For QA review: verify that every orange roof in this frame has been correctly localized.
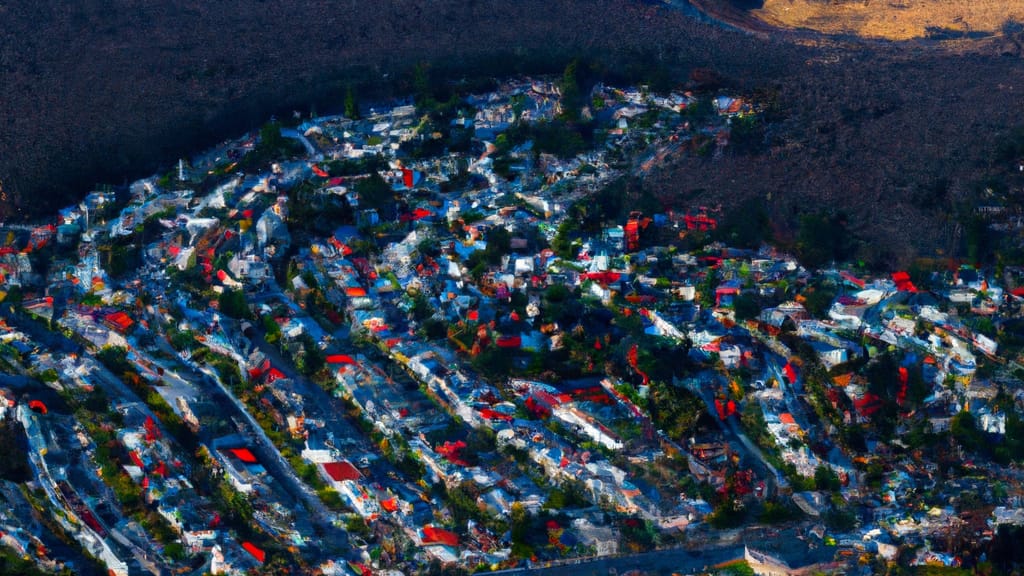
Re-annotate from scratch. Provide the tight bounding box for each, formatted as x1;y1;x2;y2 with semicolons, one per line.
779;413;796;425
832;373;852;387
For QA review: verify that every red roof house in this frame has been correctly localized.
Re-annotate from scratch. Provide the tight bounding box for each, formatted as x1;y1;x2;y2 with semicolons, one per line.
322;461;361;482
229;448;258;464
241;541;266;563
422;525;458;547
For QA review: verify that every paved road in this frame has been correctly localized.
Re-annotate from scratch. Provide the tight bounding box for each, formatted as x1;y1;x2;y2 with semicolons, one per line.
190;361;349;551
492;544;743;576
683;375;785;495
281;128;320;159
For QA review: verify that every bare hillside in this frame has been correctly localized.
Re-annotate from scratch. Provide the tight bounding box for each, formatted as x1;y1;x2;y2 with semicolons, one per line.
751;0;1024;41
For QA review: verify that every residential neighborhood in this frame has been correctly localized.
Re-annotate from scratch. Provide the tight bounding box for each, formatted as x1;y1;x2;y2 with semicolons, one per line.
1;73;1024;576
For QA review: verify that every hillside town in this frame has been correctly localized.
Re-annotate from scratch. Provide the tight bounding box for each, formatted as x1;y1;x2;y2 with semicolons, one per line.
1;74;1024;576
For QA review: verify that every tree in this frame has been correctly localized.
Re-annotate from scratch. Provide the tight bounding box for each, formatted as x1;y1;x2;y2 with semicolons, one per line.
732;292;762;322
823;507;857;532
259;121;284;151
797;212;852;269
951;410;983;453
263;314;282;344
551;219;579;259
714;197;771;249
559;60;581;122
648;381;706;441
354;172;393;211
421;318;448;341
485;226;511;264
814;465;841;492
163;542;186;561
729;114;765;155
620;517;658;552
218;289;248;319
758;500;800;524
0;420;30;482
84;386;112;413
510;502;533;558
344;85;359;119
300;335;325;377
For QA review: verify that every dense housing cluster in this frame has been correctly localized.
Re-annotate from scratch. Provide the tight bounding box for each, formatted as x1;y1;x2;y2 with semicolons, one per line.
1;76;1024;576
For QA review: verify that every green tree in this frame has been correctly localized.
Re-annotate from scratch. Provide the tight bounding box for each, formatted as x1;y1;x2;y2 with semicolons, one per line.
823;507;857;531
163;542;186;561
814;465;841;492
951;410;983;452
729;114;765;155
355;172;394;211
300;335;325;377
797;212;852;269
344;85;360;119
262;314;282;344
0;420;30;482
732;292;761;322
801;284;836;319
758;500;801;524
218;289;248;319
259;121;284;151
714;197;771;249
559;60;581;122
510;502;533;558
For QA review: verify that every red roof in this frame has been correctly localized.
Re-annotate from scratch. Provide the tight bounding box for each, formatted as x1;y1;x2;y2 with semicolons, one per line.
242;541;266;563
345;286;367;297
28;400;47;414
326;354;358;365
479;408;513;422
422;525;458;547
104;311;134;332
229;448;258;464
381;498;399;513
435;441;468;466
582;271;621;285
783;362;797;384
265;368;286;383
496;335;521;349
129;451;145;468
322;461;361;482
892;271;918;292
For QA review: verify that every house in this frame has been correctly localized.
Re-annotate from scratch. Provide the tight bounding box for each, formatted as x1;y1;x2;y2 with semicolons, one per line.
806;340;848;370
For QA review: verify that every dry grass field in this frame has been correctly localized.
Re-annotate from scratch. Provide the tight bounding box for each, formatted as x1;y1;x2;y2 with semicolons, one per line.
751;0;1024;40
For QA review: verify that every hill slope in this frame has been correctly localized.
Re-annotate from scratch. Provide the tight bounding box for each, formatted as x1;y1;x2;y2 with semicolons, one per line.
0;0;782;218
1;1;1023;264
